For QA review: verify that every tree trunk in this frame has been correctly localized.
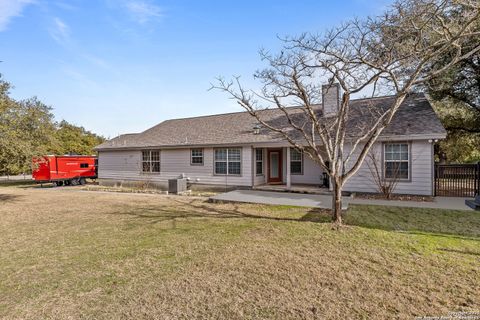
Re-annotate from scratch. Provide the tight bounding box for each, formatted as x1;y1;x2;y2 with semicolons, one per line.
332;179;343;225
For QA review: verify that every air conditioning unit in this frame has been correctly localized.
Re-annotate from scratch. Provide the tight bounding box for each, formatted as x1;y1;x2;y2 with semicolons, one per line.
168;178;187;194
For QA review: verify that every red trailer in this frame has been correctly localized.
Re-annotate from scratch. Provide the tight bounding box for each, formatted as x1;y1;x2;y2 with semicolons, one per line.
32;155;98;186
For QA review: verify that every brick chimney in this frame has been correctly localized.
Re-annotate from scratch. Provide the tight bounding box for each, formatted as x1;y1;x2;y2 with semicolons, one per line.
322;83;341;117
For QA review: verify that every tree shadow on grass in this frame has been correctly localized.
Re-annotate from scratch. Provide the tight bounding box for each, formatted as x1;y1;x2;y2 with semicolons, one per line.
102;197;480;240
299;210;333;223
341;205;480;240
0;181;36;188
18;184;53;189
0;194;23;202
104;198;332;228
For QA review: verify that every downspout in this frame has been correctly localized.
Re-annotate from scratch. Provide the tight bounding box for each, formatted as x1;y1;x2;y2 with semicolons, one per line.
286;146;291;189
431;140;435;197
251;146;254;188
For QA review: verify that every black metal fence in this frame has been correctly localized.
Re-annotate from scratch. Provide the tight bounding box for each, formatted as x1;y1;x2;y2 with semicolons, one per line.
434;162;480;197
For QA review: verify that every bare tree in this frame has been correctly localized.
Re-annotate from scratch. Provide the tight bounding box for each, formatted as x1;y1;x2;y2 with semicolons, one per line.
366;150;401;200
212;0;480;225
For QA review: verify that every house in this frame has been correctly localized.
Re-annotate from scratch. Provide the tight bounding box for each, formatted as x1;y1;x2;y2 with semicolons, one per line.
94;84;447;196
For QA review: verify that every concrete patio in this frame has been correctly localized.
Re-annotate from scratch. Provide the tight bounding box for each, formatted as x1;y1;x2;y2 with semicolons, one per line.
210;190;347;209
252;184;332;195
209;190;474;211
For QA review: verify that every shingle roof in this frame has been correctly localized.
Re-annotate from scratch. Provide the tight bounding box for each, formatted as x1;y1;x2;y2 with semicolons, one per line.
95;93;446;150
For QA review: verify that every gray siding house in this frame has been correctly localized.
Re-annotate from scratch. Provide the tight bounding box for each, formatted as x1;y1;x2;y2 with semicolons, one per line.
95;87;446;196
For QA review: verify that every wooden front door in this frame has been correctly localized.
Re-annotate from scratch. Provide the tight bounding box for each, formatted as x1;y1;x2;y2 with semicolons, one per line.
267;149;282;184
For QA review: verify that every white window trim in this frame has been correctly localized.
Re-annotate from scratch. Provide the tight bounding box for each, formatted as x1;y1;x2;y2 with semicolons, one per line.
214;148;242;176
383;142;411;181
141;150;160;173
255;148;264;176
190;148;204;166
290;148;303;175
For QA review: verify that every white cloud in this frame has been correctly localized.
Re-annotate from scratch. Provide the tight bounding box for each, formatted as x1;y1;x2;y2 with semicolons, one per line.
0;0;35;31
49;17;70;44
123;0;162;24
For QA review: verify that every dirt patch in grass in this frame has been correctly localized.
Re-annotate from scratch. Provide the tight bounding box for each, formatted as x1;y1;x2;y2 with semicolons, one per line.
188;190;219;197
0;186;478;319
81;184;169;194
80;184;217;197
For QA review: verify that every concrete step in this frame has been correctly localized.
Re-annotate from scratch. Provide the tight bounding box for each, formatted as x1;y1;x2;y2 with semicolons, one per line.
465;199;480;210
253;185;334;195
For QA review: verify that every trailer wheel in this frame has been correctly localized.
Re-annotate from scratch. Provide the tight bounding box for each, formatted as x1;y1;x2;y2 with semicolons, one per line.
79;177;86;185
58;181;64;187
71;178;79;186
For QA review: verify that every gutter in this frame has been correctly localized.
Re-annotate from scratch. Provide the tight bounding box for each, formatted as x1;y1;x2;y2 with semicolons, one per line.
94;133;447;152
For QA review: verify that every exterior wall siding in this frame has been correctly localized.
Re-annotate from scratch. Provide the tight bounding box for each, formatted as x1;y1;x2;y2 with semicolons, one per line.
98;140;434;195
98;147;253;187
291;154;324;185
343;140;434;196
98;150;143;181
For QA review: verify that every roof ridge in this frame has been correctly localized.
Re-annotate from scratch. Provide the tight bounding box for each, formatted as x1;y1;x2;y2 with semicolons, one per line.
140;106;308;134
144;93;423;126
350;92;425;103
163;106;304;122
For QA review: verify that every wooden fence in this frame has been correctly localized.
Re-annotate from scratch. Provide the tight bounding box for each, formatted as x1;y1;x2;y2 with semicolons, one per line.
434;162;480;197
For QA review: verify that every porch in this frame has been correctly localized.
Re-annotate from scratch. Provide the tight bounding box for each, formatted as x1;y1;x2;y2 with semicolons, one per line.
253;146;329;189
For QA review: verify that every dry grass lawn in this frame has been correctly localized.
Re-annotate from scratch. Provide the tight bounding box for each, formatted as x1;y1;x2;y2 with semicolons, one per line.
0;185;479;319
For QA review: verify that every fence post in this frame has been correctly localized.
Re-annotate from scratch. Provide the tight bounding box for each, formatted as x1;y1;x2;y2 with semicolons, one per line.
477;162;480;196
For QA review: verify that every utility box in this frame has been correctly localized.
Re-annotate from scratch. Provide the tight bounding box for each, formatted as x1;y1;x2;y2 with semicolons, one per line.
168;178;187;194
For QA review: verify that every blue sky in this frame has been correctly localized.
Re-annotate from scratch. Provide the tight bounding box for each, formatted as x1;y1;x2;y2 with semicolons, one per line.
0;0;392;138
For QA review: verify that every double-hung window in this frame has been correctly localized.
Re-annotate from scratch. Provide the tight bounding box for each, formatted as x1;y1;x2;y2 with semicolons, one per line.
255;149;263;175
384;143;409;180
290;148;303;174
191;148;204;165
142;150;160;173
214;148;241;175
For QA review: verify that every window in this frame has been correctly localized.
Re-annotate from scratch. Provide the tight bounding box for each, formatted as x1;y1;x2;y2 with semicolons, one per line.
191;148;204;165
214;148;241;175
384;143;409;180
255;149;263;175
290;148;303;174
142;150;160;173
80;163;89;168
